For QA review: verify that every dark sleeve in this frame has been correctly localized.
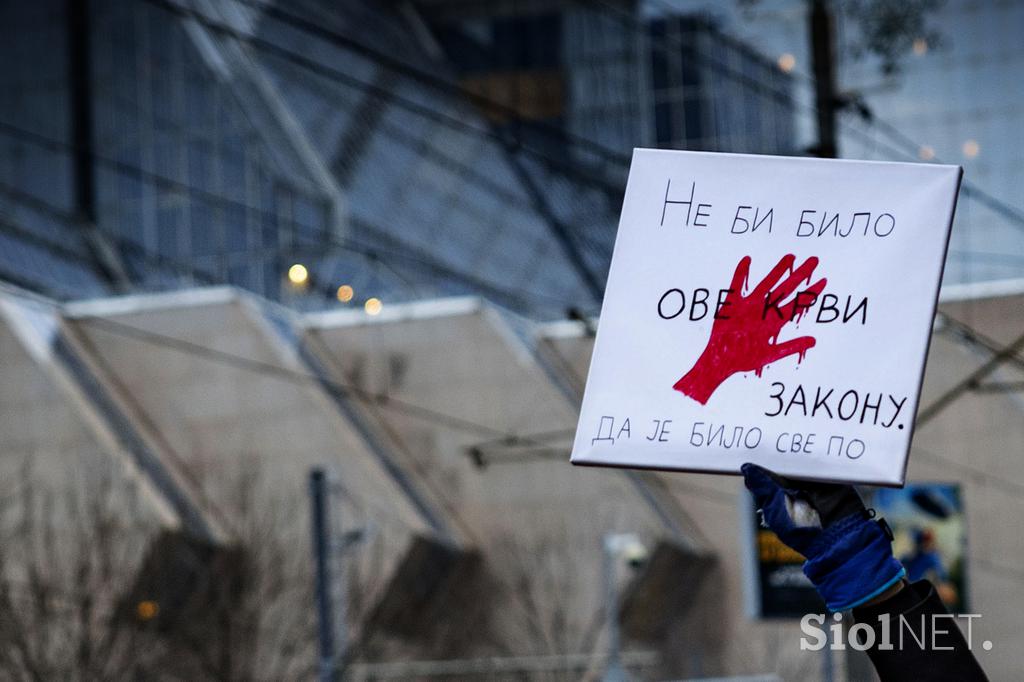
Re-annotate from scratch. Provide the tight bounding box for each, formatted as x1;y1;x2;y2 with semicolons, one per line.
851;580;987;682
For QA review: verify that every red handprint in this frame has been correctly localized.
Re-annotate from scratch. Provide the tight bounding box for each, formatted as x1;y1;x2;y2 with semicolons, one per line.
674;254;827;405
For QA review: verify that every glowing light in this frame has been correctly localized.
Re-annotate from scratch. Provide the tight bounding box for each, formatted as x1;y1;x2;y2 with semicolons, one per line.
136;600;159;621
364;297;382;316
912;38;928;56
777;53;796;73
918;145;935;161
287;263;309;286
962;139;980;158
336;284;354;303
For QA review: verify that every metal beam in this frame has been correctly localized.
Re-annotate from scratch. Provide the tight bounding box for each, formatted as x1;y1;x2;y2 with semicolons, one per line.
178;0;347;233
67;0;133;291
917;328;1024;426
500;140;606;305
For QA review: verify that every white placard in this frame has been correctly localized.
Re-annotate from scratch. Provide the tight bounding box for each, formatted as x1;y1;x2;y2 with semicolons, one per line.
571;149;962;485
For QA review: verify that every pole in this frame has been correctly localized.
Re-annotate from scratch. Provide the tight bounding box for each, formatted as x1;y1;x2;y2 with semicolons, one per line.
822;616;834;682
808;9;858;675
67;0;96;226
67;0;131;290
809;0;839;158
602;535;627;682
310;468;337;682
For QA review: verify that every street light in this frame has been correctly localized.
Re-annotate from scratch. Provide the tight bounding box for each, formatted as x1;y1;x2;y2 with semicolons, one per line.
310;468;372;682
602;532;649;682
288;263;310;289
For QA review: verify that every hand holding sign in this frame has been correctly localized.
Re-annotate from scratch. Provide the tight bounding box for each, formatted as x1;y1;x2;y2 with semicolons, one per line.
673;254;827;405
741;462;906;612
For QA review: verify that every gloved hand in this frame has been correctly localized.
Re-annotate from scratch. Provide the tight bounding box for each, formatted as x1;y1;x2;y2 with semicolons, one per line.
742;463;906;612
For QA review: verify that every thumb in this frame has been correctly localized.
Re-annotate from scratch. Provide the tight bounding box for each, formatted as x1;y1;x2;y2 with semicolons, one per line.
742;463;793;526
741;462;782;505
743;463;820;554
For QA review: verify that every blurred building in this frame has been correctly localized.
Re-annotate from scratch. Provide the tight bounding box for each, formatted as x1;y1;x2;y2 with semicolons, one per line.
538;279;1024;680
8;1;1023;681
677;0;1024;285
0;281;714;678
0;0;794;320
839;0;1024;285
3;274;1023;679
430;4;796;156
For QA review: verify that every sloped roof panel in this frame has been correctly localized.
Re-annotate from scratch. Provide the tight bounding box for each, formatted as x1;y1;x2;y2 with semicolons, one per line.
0;289;167;529
62;288;433;541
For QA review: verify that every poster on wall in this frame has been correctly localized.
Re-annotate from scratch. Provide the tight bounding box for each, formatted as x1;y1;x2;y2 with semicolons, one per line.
571;149;962;485
748;482;967;617
751;508;824;618
871;483;968;611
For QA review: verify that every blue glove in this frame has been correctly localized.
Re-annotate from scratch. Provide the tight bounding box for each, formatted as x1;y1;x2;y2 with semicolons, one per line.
742;463;906;612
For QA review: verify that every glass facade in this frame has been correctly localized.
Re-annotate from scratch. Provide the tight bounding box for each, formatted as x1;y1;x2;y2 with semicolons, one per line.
647;15;797;154
838;0;1024;285
0;0;797;319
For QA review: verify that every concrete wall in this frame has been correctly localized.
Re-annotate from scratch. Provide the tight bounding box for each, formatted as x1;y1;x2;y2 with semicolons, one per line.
3;282;1021;679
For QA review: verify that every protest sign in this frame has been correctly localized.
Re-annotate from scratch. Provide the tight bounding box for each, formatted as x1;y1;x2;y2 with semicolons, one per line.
571;149;962;485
